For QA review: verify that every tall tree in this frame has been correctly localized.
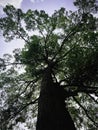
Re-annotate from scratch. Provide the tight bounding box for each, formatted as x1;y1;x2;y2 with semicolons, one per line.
0;0;98;129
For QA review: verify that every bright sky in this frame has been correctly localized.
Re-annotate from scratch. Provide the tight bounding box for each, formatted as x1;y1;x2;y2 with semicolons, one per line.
0;0;76;57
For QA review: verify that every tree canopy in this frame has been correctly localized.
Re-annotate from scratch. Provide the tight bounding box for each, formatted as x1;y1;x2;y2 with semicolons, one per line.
0;0;98;129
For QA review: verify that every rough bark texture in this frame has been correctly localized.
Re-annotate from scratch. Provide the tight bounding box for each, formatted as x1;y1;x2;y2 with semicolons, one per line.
36;68;76;130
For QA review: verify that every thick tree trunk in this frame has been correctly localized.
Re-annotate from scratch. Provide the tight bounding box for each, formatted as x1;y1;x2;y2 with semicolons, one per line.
36;68;76;130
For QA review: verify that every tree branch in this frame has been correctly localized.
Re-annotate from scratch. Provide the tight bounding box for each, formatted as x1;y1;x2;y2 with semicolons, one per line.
62;83;98;94
14;97;38;116
51;21;82;62
87;94;98;104
0;98;38;127
15;30;30;44
73;96;98;127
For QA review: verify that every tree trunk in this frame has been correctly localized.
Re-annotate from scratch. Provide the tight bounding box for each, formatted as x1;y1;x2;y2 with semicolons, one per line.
36;68;76;130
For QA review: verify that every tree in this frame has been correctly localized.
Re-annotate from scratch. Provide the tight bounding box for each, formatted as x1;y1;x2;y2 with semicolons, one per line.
0;0;98;129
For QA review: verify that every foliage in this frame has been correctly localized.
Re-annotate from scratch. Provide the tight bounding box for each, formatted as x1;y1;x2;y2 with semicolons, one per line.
0;0;98;129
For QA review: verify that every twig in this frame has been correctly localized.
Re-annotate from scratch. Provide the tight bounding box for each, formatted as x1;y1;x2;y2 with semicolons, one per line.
73;96;98;127
0;98;38;127
87;94;98;104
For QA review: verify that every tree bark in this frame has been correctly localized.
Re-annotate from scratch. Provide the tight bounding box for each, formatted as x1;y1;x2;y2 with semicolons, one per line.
36;68;76;130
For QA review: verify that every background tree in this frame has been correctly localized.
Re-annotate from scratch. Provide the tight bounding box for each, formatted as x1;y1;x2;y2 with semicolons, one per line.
0;0;98;129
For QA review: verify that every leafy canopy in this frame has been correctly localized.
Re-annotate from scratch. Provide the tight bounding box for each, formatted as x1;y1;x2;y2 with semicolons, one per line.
0;0;98;129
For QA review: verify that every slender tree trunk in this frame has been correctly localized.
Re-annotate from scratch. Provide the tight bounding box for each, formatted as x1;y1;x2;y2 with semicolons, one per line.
36;68;76;130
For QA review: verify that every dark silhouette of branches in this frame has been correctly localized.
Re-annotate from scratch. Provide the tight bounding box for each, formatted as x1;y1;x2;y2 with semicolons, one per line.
51;20;83;62
0;98;38;128
73;96;98;127
87;94;98;104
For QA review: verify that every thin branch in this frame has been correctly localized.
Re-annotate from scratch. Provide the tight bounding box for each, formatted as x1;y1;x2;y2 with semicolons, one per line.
44;27;56;62
62;83;98;94
4;62;23;66
73;96;98;127
51;30;76;62
13;18;30;44
77;87;97;94
87;94;98;104
51;71;58;83
57;45;76;62
56;35;85;63
15;30;30;44
51;21;82;62
10;81;31;104
14;97;38;116
16;81;32;99
0;98;38;127
0;57;44;67
39;30;49;61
